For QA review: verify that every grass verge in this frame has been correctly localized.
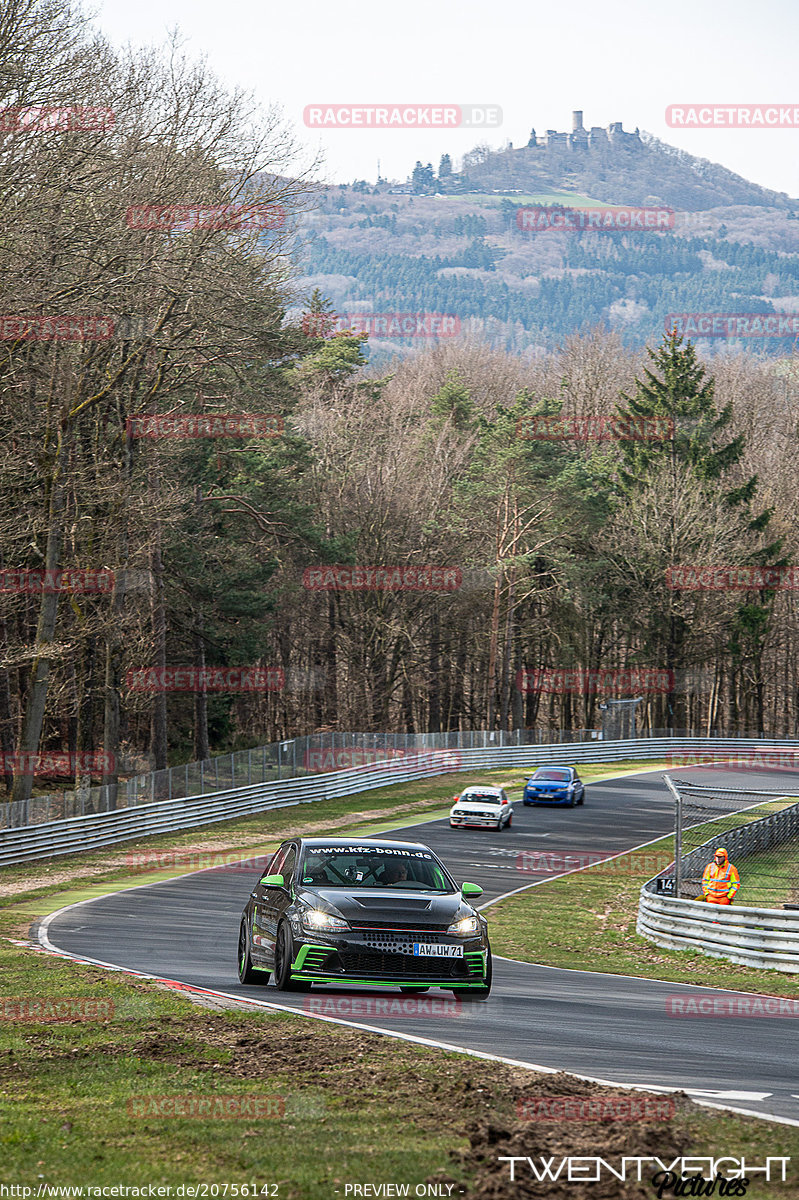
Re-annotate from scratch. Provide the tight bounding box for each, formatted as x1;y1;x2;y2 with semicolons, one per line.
485;831;799;995
1;925;798;1197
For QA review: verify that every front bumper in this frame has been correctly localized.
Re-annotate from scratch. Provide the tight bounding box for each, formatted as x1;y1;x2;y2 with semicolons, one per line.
450;811;502;827
524;789;571;805
289;929;489;988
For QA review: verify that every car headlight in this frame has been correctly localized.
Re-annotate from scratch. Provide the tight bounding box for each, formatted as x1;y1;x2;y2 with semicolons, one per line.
301;909;349;933
447;915;480;936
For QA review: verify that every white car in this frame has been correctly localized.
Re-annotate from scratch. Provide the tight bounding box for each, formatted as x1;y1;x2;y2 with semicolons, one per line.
449;786;513;830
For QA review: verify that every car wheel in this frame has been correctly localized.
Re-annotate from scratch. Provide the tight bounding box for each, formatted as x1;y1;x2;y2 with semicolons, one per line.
578;790;585;805
456;948;492;1000
506;812;513;827
569;792;576;807
273;922;309;992
238;919;270;986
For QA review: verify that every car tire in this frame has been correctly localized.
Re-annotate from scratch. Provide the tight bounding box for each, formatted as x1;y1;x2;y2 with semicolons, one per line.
238;919;270;986
506;812;513;827
273;921;310;992
456;948;492;1000
578;790;585;805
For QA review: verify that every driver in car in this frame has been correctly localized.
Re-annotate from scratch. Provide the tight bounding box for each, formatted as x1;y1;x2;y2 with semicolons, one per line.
382;860;409;885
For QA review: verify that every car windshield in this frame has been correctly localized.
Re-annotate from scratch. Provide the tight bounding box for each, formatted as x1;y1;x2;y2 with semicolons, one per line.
461;792;499;803
299;846;454;891
533;769;571;781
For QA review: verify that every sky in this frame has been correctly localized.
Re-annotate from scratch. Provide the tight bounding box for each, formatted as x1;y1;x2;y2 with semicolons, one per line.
91;0;799;198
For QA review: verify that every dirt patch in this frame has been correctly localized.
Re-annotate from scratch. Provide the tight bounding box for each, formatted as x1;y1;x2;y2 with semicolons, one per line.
440;1073;692;1199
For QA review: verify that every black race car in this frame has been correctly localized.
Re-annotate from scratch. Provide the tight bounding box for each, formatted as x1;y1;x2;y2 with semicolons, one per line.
237;837;492;998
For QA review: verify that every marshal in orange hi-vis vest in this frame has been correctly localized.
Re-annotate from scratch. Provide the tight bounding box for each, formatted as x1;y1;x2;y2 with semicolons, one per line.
701;847;740;905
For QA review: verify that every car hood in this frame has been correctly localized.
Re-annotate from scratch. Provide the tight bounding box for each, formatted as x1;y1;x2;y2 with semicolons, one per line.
452;799;502;812
297;887;469;928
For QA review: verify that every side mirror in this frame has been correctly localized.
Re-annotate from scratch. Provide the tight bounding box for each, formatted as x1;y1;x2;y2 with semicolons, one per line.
523;776;530;781
461;882;483;898
261;873;285;888
452;795;460;802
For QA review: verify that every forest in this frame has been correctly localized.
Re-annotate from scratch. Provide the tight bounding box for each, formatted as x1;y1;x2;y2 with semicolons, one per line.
2;0;799;808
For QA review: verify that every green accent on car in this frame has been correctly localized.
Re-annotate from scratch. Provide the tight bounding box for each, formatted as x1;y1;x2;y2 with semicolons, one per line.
464;950;487;978
291;943;330;972
290;973;486;988
262;873;284;887
461;882;483;898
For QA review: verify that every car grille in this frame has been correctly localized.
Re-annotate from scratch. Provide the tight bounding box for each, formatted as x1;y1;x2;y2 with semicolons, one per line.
339;950;469;978
349;919;450;931
361;931;444;953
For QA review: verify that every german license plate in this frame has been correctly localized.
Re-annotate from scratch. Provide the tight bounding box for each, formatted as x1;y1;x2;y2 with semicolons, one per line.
412;943;463;957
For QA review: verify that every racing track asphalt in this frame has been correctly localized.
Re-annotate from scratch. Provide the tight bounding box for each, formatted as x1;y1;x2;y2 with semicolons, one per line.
39;766;799;1124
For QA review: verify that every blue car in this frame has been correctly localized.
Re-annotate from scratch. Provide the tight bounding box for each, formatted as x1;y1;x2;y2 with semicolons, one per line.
523;766;585;807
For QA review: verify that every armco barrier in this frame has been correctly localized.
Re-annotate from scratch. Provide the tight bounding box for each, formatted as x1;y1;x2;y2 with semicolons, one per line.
637;889;799;973
3;736;799;867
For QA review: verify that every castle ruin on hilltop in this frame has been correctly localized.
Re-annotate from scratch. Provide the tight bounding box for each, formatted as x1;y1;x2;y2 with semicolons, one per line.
528;111;642;151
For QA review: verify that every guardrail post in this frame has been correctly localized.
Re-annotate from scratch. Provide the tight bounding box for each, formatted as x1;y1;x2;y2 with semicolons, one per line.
663;775;682;898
